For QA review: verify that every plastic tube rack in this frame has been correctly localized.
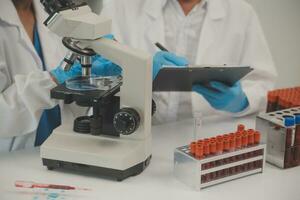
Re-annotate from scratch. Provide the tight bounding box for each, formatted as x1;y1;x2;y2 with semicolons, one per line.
256;107;300;169
174;125;266;190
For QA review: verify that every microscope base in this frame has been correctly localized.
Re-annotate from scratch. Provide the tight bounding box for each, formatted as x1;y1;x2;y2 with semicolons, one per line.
40;125;152;181
42;156;151;181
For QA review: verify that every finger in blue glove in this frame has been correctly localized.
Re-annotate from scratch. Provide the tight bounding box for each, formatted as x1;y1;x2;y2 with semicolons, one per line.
153;51;189;80
91;55;122;76
50;62;82;84
102;34;115;40
192;81;249;113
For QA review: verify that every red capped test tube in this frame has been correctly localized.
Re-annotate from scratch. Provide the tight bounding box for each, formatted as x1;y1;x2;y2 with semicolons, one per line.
248;129;255;146
254;131;261;144
237;124;245;132
216;135;224;154
190;142;196;155
235;132;242;149
294;114;300;164
267;91;278;112
203;140;210;157
242;131;249;148
210;139;217;155
229;133;236;151
195;144;204;159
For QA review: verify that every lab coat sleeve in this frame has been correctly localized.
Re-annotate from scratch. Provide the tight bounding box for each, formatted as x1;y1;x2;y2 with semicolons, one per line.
236;8;278;117
0;55;58;138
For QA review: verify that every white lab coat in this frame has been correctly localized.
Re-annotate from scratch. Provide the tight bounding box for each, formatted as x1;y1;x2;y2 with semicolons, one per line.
101;0;278;124
0;0;85;152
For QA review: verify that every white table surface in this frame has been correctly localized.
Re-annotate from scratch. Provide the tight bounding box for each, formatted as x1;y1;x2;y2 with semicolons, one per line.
0;115;300;200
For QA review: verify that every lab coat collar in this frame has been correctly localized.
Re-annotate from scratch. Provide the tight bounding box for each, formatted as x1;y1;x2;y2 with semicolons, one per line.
144;0;226;20
0;0;22;27
0;0;42;68
0;0;58;69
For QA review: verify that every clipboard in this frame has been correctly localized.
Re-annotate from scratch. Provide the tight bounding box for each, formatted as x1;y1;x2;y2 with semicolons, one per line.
153;65;253;92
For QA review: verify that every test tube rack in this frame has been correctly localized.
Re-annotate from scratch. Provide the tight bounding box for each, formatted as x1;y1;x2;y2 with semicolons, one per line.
256;107;300;169
267;87;300;113
174;125;266;190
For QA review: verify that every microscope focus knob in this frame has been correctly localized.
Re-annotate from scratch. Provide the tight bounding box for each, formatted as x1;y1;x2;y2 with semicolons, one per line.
113;108;140;135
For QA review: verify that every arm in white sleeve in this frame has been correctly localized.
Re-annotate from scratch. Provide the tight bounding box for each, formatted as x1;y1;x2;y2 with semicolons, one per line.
237;7;278;116
0;61;58;138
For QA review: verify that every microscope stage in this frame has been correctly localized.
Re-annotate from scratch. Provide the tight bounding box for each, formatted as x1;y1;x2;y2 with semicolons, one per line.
51;78;121;106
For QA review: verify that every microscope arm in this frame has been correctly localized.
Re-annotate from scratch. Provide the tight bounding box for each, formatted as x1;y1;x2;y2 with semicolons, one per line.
81;38;153;139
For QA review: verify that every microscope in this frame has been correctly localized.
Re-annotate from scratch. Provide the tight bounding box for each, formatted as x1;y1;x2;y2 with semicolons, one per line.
40;0;153;181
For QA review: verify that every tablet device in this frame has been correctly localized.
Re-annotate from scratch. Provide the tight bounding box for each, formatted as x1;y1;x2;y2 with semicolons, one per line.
153;65;253;92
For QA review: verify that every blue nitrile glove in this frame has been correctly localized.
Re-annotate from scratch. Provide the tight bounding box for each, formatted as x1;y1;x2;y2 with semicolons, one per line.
192;81;249;113
153;51;189;80
102;34;115;40
91;55;122;76
51;55;122;84
50;63;82;84
91;34;122;76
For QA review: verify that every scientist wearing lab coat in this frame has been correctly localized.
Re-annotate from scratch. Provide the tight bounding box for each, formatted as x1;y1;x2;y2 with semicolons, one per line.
0;0;120;151
0;0;67;151
102;0;278;124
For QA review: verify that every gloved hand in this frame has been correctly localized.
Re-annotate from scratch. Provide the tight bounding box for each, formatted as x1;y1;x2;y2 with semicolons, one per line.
51;55;122;84
192;81;249;113
91;55;122;77
152;51;189;80
50;62;82;84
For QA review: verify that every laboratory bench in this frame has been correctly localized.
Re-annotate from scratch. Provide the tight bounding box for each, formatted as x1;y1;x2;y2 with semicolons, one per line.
0;115;299;200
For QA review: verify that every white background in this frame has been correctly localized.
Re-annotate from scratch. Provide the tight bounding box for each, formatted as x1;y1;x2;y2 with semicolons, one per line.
247;0;300;88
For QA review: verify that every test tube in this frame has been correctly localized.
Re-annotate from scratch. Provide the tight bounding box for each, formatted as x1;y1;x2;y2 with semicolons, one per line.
237;124;245;132
190;142;196;155
283;116;295;168
229;133;236;151
242;131;249;148
294;114;300;146
235;132;242;149
209;138;217;168
294;114;300;164
248;129;255;146
247;129;255;158
193;111;202;141
234;132;243;161
216;136;224;167
284;116;295;148
267;91;278;112
229;134;236;163
195;144;204;159
222;135;230;164
254;131;261;145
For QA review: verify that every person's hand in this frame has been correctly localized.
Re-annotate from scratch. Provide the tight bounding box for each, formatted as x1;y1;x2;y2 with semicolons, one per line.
50;63;82;84
192;81;249;113
91;55;122;76
50;55;122;84
91;34;122;76
152;51;189;80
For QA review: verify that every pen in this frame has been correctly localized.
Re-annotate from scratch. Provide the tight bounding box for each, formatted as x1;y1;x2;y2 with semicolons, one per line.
155;42;192;67
155;42;169;52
